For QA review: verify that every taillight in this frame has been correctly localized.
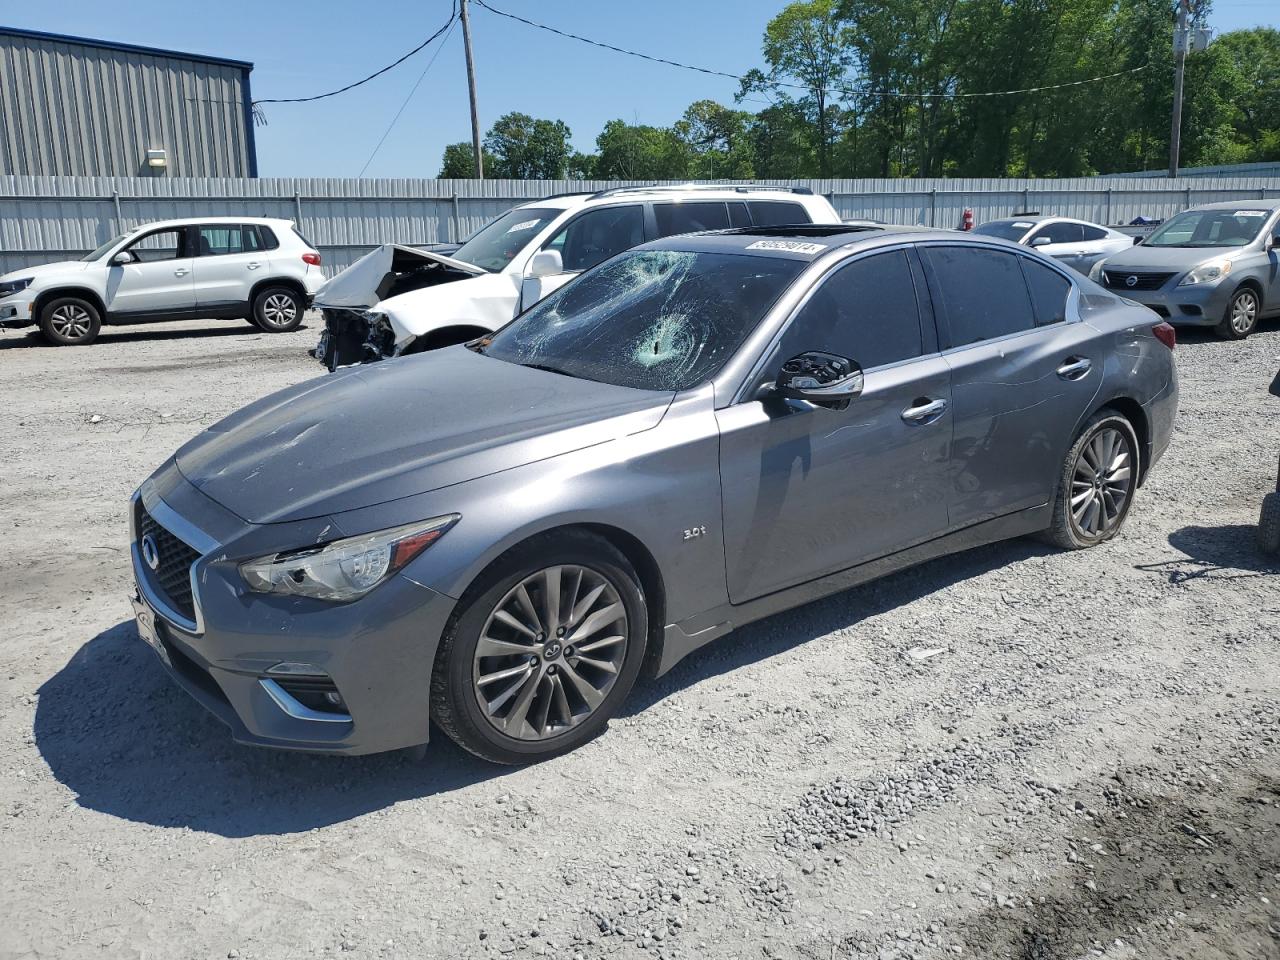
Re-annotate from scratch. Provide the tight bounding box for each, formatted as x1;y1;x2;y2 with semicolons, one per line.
1153;321;1176;349
302;252;322;266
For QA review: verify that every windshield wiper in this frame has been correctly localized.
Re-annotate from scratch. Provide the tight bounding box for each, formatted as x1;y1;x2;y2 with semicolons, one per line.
521;362;580;379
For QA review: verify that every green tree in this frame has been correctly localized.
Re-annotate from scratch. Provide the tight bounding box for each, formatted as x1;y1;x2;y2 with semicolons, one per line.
437;141;494;178
483;112;573;179
566;151;598;180
674;100;756;178
594;120;690;179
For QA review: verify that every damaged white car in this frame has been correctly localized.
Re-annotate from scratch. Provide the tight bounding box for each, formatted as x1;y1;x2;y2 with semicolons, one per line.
310;184;841;370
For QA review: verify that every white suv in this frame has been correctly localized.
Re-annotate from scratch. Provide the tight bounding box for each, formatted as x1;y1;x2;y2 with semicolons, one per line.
0;216;326;346
312;185;841;369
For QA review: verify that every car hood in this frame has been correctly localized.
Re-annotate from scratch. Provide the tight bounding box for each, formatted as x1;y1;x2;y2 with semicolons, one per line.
173;347;672;524
314;244;486;309
1101;245;1243;272
2;260;91;282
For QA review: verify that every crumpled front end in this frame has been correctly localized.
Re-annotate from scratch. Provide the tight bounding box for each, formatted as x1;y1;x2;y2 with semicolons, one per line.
311;307;397;371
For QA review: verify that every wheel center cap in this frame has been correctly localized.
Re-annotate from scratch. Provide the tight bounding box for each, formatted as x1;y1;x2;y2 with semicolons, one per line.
543;642;562;660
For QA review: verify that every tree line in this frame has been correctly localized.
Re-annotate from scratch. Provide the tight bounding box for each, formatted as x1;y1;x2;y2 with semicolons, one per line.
439;0;1280;180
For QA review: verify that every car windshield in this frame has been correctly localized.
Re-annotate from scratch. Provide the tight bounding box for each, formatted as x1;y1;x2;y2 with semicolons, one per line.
451;207;560;272
479;249;805;391
1143;209;1270;248
81;234;127;261
971;220;1035;242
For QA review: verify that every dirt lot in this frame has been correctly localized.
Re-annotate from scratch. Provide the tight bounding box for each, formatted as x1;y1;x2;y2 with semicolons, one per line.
1;315;1278;960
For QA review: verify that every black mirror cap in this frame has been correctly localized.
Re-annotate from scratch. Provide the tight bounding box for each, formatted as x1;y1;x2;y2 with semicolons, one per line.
775;351;864;410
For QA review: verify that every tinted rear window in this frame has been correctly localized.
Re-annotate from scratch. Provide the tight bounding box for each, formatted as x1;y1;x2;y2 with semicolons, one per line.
1020;258;1071;327
748;200;810;226
654;202;731;237
925;246;1035;347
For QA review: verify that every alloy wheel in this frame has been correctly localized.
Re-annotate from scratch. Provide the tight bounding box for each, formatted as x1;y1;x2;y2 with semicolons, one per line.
50;304;92;339
1230;291;1258;336
261;293;298;328
1069;426;1133;540
472;564;628;741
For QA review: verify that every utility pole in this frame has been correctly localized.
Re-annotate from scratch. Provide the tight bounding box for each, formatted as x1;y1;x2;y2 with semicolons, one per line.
1169;0;1190;178
459;0;484;179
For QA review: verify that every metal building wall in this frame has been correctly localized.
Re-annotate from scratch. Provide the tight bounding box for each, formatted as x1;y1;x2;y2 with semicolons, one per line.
0;29;254;179
1;174;1278;276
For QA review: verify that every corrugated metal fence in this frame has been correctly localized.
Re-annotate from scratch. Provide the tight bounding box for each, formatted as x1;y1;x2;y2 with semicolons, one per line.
3;174;1279;276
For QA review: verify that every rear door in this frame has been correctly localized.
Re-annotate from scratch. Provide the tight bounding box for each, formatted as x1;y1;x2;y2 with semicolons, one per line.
104;226;195;316
521;204;645;308
921;244;1100;528
191;224;269;311
716;248;953;602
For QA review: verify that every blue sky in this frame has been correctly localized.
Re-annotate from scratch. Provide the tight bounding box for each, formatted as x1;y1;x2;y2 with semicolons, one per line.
7;0;1279;178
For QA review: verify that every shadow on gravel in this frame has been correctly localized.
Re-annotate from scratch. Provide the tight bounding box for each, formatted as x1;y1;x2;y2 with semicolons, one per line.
951;767;1280;959
628;537;1053;716
1135;524;1280;584
0;321;309;351
34;621;507;837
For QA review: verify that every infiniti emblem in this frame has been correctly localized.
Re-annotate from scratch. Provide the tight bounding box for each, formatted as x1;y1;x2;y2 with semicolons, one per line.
141;534;160;572
1125;275;1138;287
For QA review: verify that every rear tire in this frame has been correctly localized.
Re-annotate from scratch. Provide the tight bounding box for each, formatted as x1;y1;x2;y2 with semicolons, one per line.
251;285;303;332
38;296;101;346
1259;492;1280;556
1215;287;1259;340
430;531;648;765
1041;410;1140;550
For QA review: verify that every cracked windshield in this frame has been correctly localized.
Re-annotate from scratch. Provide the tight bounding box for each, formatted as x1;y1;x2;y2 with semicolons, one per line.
479;249;804;391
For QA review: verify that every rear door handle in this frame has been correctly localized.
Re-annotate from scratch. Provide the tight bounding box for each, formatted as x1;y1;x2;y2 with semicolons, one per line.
247;261;261;269
1057;356;1092;380
173;268;188;277
901;398;948;423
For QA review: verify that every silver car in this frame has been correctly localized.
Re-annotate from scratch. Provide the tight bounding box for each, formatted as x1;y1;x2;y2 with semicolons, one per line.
1088;199;1280;339
971;215;1132;274
129;225;1178;764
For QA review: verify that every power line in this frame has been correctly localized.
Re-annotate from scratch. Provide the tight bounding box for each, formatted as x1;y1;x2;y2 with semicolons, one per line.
357;16;458;177
253;5;457;106
473;0;1152;103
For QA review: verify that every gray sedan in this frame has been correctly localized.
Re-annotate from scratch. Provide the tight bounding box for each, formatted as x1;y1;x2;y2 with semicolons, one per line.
1088;199;1280;339
972;215;1132;274
129;225;1178;764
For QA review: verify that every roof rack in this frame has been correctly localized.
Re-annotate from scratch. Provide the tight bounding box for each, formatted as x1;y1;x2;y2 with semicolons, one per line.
536;190;597;201
721;224;882;238
589;183;815;200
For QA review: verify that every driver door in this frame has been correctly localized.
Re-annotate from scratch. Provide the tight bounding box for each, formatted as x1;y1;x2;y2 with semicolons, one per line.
715;248;953;603
520;204;645;309
105;226;195;316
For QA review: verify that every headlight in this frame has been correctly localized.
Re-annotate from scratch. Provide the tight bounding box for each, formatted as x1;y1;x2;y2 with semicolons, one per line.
1178;260;1231;286
239;514;459;602
0;277;33;297
1088;260;1106;283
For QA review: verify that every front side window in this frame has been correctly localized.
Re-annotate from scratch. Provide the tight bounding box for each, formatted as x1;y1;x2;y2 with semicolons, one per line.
545;205;644;273
1029;222;1084;245
775;250;925;370
653;202;731;237
123;228;185;263
971;220;1036;242
452;206;561;272
924;246;1035;347
1144;209;1270;248
480;249;804;391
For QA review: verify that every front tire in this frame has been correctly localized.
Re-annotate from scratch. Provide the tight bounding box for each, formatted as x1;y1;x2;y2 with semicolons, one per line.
1041;410;1140;550
38;296;101;346
252;286;303;332
1259;493;1280;555
430;531;648;765
1216;287;1259;340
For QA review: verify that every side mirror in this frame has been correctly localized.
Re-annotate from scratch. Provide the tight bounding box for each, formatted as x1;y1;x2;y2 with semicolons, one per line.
774;351;863;410
1269;231;1280;251
528;249;564;279
1030;236;1052;248
112;251;134;265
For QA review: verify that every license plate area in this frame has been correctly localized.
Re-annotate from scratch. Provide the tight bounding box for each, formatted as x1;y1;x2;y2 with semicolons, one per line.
131;593;171;666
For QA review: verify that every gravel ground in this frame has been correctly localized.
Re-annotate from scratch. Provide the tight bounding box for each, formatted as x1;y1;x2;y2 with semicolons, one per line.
1;315;1278;960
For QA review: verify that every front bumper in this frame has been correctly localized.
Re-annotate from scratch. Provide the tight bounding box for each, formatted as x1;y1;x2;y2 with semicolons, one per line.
1112;280;1234;327
129;483;457;755
0;294;36;329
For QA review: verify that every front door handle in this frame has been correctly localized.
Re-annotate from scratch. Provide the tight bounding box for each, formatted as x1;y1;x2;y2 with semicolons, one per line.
247;261;261;269
1057;356;1092;380
901;397;948;423
173;268;188;277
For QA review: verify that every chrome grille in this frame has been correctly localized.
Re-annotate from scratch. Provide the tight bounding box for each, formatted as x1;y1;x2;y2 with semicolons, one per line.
137;506;200;621
1102;270;1175;291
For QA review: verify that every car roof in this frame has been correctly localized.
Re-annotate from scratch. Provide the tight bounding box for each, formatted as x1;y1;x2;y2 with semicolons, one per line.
1185;198;1280;213
515;183;822;213
636;224;965;260
127;216;296;232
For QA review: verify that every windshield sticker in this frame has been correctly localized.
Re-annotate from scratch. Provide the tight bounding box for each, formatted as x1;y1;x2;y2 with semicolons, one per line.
745;240;826;255
504;219;542;234
1232;211;1265;218
1012;221;1034;228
